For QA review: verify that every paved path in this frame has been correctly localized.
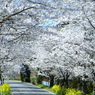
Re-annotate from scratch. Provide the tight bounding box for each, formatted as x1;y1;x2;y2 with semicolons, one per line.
5;80;55;95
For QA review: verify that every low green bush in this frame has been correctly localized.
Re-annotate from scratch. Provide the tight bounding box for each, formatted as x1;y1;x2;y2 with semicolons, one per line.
69;77;93;94
36;75;43;84
30;76;37;85
56;86;66;95
24;77;30;82
89;92;94;95
69;77;82;90
87;82;93;94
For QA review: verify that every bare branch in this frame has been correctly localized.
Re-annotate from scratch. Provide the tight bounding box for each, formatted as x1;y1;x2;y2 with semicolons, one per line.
27;0;57;9
0;6;38;24
82;6;95;30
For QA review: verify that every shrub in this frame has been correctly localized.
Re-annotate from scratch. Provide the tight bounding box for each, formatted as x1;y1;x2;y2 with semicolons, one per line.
52;85;66;95
37;75;43;84
52;84;61;93
69;77;82;90
89;92;93;95
0;83;11;95
56;86;66;95
69;77;93;94
24;77;30;82
66;88;82;95
30;76;37;85
52;84;82;95
86;82;93;94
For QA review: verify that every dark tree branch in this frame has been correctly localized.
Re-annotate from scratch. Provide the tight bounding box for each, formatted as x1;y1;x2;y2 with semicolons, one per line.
59;67;66;80
0;6;38;24
82;6;95;30
27;0;57;9
0;31;29;36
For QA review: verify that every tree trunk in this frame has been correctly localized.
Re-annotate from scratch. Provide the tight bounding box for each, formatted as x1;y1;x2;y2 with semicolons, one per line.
93;81;95;95
0;67;1;84
60;79;64;87
0;66;1;80
93;89;95;95
56;79;59;85
50;75;54;87
65;80;68;88
1;77;4;85
0;72;1;80
82;81;87;95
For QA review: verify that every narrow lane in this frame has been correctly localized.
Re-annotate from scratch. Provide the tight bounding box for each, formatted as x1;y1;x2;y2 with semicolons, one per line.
5;80;55;95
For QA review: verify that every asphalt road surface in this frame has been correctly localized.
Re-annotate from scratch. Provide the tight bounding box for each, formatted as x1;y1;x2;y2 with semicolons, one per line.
5;80;55;95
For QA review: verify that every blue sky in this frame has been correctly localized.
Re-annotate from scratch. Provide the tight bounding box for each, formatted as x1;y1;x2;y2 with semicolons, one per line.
13;0;73;27
38;19;56;27
14;0;21;7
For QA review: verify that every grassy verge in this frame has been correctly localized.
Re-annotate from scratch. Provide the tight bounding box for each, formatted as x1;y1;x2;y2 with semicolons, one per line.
36;84;55;94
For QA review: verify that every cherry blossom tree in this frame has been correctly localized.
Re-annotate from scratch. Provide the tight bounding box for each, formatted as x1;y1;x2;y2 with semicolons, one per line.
0;1;95;94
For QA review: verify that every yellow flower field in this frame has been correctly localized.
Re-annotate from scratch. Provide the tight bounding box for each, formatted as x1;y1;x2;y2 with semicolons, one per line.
66;88;82;95
0;83;11;95
52;84;82;95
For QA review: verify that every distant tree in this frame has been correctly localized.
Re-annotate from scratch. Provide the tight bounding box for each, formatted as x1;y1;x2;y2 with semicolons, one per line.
20;64;31;82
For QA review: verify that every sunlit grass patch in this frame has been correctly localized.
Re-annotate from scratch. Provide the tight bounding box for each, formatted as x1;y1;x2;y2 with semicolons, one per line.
36;84;55;94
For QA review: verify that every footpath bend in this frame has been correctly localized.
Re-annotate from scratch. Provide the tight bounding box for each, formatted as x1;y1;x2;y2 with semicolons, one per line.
5;80;55;95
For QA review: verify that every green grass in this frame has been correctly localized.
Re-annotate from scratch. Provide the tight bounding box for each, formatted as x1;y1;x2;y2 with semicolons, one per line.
36;84;55;94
